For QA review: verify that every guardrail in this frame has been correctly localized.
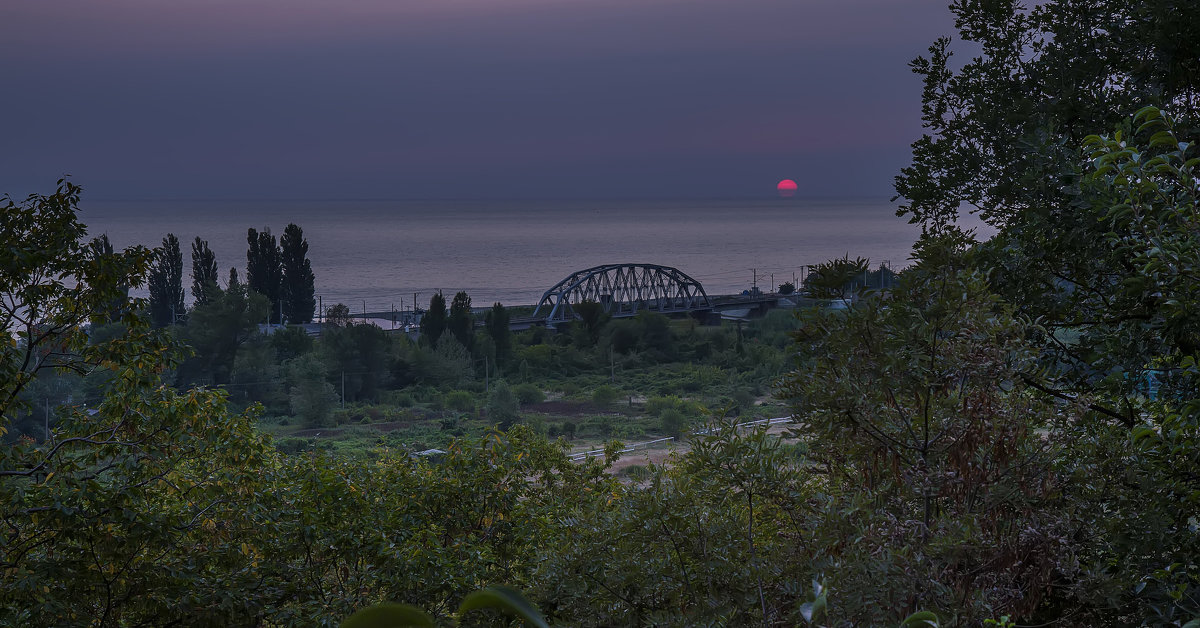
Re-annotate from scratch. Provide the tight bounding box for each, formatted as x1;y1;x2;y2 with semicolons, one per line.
567;415;794;462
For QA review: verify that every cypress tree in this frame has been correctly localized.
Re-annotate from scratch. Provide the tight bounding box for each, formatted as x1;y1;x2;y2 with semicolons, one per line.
279;223;316;324
447;291;474;350
148;233;185;327
245;227;283;323
420;292;448;344
190;236;219;306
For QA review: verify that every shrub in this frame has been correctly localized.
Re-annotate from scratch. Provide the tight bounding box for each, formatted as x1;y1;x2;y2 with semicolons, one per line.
443;390;476;412
592;385;620;408
513;383;545;406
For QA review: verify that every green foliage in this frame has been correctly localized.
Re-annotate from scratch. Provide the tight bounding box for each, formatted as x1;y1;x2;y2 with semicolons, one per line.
148;232;185;327
178;279;269;386
246;227;284;323
421;292;448;345
486;302;512;365
443;390;475;413
513;383;545;406
591;384;620;408
190;235;219;307
572;299;609;346
289;352;338;427
447;291;474;351
280;223;316;324
487;380;520;429
659;408;687;438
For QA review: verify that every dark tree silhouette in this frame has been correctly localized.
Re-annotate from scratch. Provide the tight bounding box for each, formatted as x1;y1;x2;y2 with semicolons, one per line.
280;224;316;324
246;227;283;323
447;291;474;350
420;292;448;345
190;236;219;307
148;233;185;327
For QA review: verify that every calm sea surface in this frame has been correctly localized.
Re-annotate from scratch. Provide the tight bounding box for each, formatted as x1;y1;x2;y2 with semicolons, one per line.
78;198;976;312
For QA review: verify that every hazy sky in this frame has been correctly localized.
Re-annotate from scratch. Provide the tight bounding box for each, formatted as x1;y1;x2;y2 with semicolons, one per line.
1;0;958;200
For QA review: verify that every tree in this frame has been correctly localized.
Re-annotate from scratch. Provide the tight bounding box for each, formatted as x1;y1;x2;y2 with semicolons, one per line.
776;281;795;295
893;2;1200;615
421;292;448;344
486;380;520;429
147;233;185;327
486;302;512;365
780;242;1076;623
246;227;283;323
178;280;268;387
1;180;273;625
190;236;218;307
280;223;316;324
447;291;474;350
287;352;337;427
87;233;129;324
572;299;609;346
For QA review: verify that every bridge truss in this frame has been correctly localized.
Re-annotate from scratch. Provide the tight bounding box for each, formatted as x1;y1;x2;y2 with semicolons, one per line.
532;263;712;325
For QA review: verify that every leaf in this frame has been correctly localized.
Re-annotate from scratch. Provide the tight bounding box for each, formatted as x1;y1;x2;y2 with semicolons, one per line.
900;611;940;627
457;585;550;628
341;603;435;628
799;594;827;625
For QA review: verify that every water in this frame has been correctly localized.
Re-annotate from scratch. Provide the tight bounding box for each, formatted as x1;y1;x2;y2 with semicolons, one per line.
78;197;947;312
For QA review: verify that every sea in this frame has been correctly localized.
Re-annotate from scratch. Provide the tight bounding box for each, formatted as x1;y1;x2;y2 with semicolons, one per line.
77;197;985;313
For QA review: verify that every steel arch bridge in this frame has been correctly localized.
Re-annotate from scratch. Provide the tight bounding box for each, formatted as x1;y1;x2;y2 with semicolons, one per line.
531;263;712;326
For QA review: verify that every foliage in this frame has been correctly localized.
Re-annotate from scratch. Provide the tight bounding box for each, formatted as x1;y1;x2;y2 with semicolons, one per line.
591;384;620;408
512;383;544;406
190;235;219;306
0;180;153;423
421;292;448;345
780;242;1076;624
247;227;284;323
148;233;185;327
447;291;473;351
177;279;268;386
280;223;317;324
289;352;338;427
487;380;520;429
443;390;475;413
485;302;512;365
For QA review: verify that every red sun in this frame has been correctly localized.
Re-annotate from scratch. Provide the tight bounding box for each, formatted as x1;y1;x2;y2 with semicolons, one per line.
777;179;798;197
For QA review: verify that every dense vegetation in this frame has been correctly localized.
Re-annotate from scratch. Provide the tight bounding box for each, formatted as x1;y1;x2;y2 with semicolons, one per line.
3;1;1200;625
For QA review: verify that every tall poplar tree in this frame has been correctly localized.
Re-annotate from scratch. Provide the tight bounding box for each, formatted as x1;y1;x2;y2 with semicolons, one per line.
148;233;185;327
279;223;316;324
245;227;283;324
447;291;474;350
190;236;219;307
420;292;447;345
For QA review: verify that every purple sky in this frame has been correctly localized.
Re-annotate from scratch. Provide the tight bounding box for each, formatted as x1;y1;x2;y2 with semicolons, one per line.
2;0;957;199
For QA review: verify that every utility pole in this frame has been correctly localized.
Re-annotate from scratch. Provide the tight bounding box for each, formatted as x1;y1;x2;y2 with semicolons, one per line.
770;273;775;293
318;295;323;323
751;268;757;290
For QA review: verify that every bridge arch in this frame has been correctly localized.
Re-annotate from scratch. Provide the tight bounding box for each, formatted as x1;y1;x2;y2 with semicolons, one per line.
531;263;711;325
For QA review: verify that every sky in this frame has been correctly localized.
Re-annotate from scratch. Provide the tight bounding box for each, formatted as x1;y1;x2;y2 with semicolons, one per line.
1;0;959;200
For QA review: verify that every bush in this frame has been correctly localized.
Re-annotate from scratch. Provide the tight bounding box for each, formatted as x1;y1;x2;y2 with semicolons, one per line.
487;380;520;429
592;385;620;408
660;408;688;438
443;390;476;412
513;383;545;406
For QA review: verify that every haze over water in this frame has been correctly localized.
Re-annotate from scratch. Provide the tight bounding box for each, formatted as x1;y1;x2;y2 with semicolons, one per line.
78;197;978;312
